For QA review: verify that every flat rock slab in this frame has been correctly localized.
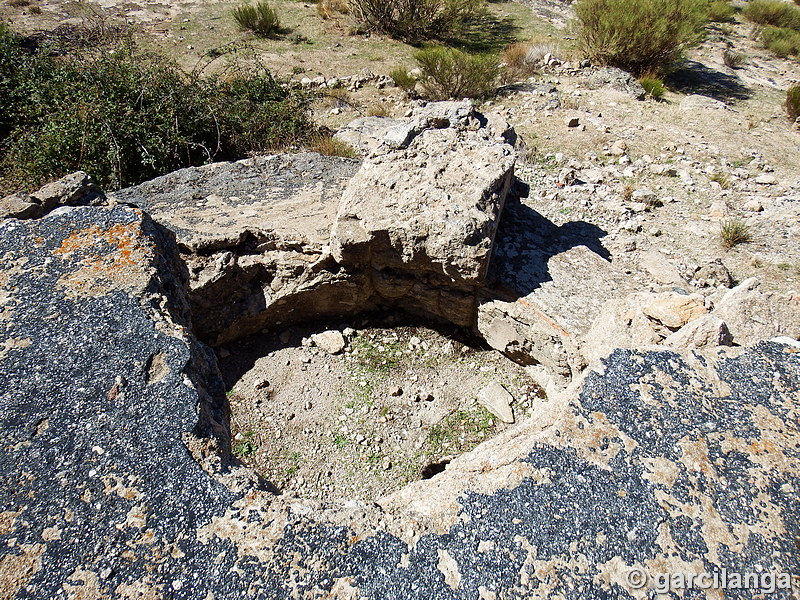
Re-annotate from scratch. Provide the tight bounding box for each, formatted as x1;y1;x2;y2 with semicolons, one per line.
0;206;237;598
479;195;634;385
112;153;360;252
110;154;364;345
2;209;798;598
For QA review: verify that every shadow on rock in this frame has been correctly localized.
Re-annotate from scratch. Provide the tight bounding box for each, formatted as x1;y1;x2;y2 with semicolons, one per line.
449;13;519;53
488;180;611;301
666;60;752;103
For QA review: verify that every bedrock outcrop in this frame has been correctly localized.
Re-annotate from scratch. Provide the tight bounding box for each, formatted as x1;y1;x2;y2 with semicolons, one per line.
1;206;798;597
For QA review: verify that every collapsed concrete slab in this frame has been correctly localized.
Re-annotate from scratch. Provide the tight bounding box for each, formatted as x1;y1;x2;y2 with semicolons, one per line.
330;100;516;327
113;102;516;344
1;207;798;598
111;153;370;345
478;194;635;387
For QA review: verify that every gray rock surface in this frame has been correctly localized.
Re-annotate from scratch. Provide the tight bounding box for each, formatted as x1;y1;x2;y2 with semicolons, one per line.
583;67;646;100
477;381;515;423
713;277;800;344
679;94;733;111
662;314;733;349
1;171;104;220
311;329;346;354
333;115;402;154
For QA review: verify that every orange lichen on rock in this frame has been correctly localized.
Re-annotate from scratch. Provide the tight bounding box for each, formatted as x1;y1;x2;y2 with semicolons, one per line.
53;221;152;270
51;218;156;298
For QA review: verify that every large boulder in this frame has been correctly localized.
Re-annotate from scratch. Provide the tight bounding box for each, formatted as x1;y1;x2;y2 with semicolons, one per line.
478;195;634;387
113;103;517;342
333;115;402;155
1;171;104;220
712;277;800;345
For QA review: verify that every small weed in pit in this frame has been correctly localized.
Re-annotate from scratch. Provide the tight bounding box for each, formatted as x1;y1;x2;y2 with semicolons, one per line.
333;433;349;448
285;451;302;476
534;153;558;168
426;407;497;456
710;173;731;189
720;219;753;249
233;431;257;457
350;335;404;375
777;262;791;271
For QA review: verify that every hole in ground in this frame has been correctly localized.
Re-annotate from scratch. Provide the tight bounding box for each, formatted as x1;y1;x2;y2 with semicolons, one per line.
217;311;545;502
421;459;451;480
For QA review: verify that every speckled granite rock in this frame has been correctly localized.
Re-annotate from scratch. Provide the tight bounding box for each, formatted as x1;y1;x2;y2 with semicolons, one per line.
0;206;238;599
2;207;798;599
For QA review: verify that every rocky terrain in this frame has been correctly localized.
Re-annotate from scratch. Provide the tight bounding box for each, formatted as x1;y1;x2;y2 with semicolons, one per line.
1;0;800;598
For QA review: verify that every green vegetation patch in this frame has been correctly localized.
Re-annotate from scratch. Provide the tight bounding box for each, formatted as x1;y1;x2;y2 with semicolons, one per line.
574;0;708;76
414;45;500;100
0;24;315;193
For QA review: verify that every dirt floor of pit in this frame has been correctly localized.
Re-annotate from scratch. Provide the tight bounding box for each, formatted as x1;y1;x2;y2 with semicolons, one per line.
217;316;545;502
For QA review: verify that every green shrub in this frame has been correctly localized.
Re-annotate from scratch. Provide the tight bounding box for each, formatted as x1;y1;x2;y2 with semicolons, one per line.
232;1;282;37
760;25;800;56
0;27;315;192
414;46;500;100
349;0;485;43
0;24;25;143
390;67;417;94
706;0;736;22
308;133;359;158
787;83;800;121
574;0;708;76
640;76;666;98
742;0;800;28
720;219;752;249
